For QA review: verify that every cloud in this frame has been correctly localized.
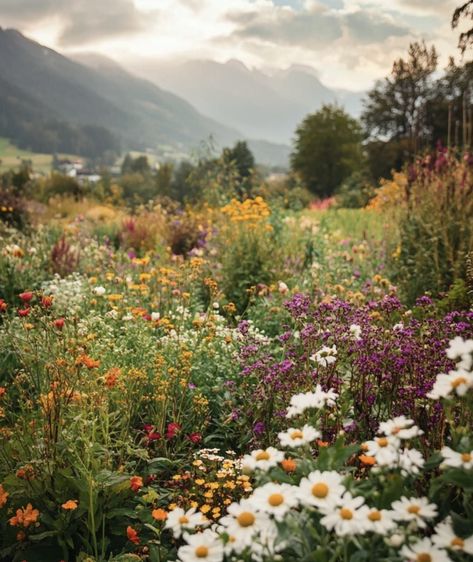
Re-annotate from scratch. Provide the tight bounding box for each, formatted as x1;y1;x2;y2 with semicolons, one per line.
345;11;409;44
0;0;148;46
226;3;409;50
228;4;343;48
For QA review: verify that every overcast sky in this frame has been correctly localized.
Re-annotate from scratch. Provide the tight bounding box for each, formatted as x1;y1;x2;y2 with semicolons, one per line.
0;0;466;90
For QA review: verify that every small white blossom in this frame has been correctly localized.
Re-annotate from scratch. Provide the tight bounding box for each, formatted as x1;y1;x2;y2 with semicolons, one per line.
278;424;320;448
311;345;338;367
440;446;473;469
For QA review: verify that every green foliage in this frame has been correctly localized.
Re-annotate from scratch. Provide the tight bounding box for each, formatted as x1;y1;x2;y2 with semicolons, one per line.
389;150;473;304
335;171;375;209
291;105;363;197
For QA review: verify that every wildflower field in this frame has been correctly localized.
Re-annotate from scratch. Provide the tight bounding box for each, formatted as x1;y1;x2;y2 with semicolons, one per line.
0;151;472;562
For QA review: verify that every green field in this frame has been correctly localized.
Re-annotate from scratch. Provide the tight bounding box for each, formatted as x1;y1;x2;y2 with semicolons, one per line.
0;138;80;174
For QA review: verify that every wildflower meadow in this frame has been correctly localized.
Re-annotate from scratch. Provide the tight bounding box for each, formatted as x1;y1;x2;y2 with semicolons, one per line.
0;147;472;562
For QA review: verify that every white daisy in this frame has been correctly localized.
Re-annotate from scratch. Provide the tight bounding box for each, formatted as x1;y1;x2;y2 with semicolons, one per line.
427;369;473;400
219;499;273;546
178;529;224;562
241;447;284;472
446;336;473;370
391;497;438;529
378;416;423;440
432;518;473;554
165;507;208;538
398;448;425;475
320;493;367;536
249;482;299;521
360;507;397;535
278;424;320;448
440;446;473;469
311;345;338;367
363;436;400;466
93;286;106;296
401;537;452;562
298;470;346;509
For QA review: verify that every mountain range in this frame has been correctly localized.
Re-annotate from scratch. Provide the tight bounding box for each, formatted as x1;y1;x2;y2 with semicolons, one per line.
131;58;365;145
0;28;364;168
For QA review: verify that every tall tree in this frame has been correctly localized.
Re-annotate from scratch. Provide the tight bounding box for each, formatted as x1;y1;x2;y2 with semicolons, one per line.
291;105;363;198
452;1;473;53
363;42;438;154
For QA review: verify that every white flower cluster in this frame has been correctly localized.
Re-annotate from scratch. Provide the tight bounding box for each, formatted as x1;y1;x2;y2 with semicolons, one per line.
362;415;425;474
428;337;473;399
285;384;338;418
42;273;87;315
173;337;473;562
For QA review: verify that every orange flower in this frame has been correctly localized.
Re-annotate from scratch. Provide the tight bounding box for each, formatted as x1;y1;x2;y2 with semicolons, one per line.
9;503;40;527
359;454;376;466
0;387;6;398
104;368;121;389
281;458;297;473
61;500;78;510
0;484;9;508
41;295;54;308
126;526;139;544
316;439;329;447
130;476;143;492
76;355;100;369
151;508;168;521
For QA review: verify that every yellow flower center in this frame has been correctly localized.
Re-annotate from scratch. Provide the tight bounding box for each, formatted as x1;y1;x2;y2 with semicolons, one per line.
290;430;304;440
268;493;284;507
368;510;382;521
195;546;209;558
340;508;353;520
377;437;389;447
451;377;466;388
237;512;255;527
255;451;270;461
416;554;432;562
311;483;329;498
461;453;471;463
179;516;189;524
407;505;420;514
451;537;464;548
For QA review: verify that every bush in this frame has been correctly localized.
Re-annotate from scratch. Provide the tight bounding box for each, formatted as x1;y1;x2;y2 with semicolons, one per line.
380;149;473;305
335;171;375;209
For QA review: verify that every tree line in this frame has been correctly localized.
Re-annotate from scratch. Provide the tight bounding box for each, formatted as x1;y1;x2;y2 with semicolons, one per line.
290;3;473;199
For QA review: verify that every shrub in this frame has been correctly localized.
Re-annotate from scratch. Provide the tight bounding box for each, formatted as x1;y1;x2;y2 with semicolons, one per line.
379;149;473;304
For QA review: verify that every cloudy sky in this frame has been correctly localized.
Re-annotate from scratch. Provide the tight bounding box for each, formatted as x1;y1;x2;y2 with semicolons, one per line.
0;0;466;90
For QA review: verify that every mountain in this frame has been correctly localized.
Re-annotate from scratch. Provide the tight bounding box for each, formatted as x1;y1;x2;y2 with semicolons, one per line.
0;29;290;166
131;59;365;144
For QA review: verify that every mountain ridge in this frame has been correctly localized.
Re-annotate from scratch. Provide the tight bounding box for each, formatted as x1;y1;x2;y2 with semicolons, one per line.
0;29;290;166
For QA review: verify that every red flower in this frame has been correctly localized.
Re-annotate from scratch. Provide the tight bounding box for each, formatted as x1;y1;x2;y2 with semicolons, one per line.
17;308;30;317
19;292;33;303
126;526;139;544
0;299;7;313
129;476;143;492
144;424;161;443
166;422;181;439
53;318;65;330
145;474;157;485
41;296;54;308
188;432;202;444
